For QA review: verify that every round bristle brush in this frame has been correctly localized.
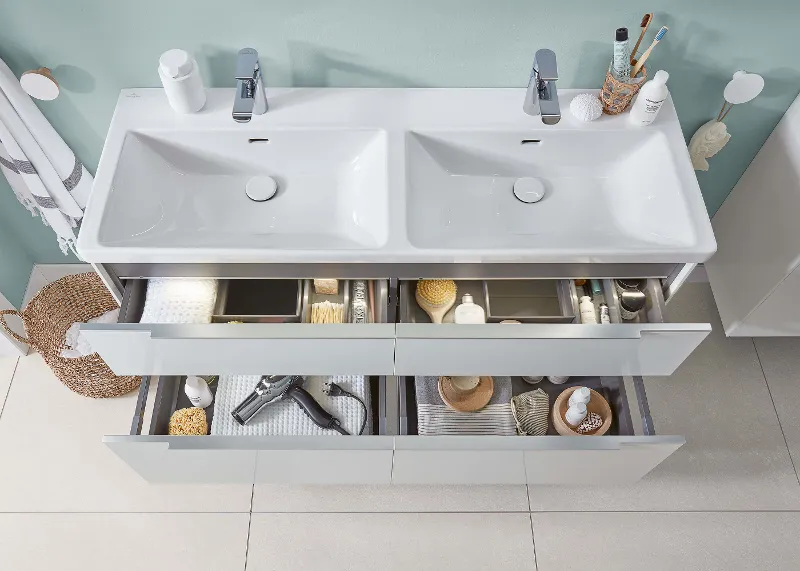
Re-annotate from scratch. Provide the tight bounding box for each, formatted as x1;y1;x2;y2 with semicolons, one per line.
415;280;457;324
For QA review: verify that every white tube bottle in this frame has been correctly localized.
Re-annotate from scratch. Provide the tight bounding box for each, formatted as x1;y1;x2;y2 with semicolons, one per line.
158;49;206;113
630;70;669;126
185;376;213;408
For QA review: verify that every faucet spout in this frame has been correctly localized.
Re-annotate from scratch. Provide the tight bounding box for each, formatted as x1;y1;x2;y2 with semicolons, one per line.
233;48;268;123
523;48;560;125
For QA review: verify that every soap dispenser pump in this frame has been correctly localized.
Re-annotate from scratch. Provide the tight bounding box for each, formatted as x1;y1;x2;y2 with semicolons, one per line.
454;294;486;324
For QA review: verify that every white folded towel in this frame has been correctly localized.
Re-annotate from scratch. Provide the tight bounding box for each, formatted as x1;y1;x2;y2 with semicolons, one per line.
139;279;218;324
60;308;119;358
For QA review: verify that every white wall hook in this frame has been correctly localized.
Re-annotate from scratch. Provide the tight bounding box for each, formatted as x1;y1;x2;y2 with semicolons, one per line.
20;67;60;100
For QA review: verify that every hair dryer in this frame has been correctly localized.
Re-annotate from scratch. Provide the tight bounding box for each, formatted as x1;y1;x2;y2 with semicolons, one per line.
231;375;350;434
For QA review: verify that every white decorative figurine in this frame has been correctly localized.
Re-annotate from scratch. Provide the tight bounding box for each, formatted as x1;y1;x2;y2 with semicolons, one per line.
569;93;603;122
689;120;731;171
689;70;764;171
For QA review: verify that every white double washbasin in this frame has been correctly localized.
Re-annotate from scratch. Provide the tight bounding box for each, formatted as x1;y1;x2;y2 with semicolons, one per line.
77;88;716;265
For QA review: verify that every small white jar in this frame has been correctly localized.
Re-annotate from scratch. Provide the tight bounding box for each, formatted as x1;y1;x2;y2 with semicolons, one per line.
185;376;213;408
565;402;588;427
569;387;591;407
158;49;206;113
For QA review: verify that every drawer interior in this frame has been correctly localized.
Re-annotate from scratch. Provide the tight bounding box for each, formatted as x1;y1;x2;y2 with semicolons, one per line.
136;375;386;437
400;278;667;325
119;279;389;325
400;376;637;437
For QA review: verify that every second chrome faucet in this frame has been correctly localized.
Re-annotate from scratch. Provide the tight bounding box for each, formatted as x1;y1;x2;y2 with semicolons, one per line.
523;49;560;125
232;48;268;123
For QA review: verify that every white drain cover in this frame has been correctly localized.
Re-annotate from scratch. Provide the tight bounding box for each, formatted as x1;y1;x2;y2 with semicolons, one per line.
246;176;278;202
513;177;545;204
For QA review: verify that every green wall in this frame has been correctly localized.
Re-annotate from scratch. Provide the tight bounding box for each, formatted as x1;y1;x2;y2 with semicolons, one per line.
0;0;798;299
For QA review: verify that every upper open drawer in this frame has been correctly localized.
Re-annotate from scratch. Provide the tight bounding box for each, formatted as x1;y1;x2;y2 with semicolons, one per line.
394;279;711;376
82;279;395;376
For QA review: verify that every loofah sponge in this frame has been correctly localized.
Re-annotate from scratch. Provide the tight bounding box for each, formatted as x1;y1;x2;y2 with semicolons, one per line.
570;93;603;122
168;407;208;435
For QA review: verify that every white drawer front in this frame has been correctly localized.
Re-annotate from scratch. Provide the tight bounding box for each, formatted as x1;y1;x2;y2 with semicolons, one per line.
103;437;258;484
394;323;710;376
83;323;396;375
104;436;394;484
392;437;527;484
522;437;684;485
255;439;394;484
392;435;684;485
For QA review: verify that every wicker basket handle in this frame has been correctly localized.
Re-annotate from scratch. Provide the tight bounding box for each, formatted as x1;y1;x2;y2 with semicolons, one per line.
0;309;29;345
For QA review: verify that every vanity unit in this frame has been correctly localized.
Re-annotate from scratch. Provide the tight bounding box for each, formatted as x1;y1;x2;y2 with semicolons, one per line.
77;87;716;485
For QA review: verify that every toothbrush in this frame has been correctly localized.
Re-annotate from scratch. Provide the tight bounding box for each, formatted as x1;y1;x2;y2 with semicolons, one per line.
631;25;667;78
631;13;654;60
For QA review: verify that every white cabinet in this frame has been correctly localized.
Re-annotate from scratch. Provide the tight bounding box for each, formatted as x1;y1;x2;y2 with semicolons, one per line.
707;94;800;336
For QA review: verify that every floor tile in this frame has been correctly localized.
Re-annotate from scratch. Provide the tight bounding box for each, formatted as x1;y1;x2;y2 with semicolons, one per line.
0;513;249;571
0;354;253;512
754;337;800;481
0;356;17;415
532;512;800;571
528;283;800;511
252;484;529;512
246;512;535;571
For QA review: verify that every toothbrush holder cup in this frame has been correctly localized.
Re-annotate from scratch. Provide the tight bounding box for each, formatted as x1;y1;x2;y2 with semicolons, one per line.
599;63;647;115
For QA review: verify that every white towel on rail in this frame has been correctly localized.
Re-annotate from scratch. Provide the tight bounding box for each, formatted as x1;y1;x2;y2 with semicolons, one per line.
0;57;93;256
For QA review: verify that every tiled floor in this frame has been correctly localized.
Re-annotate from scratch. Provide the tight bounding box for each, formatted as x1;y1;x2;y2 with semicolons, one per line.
1;282;799;570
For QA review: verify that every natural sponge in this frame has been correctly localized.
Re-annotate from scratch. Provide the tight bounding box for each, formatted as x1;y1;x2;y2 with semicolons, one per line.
168;407;208;435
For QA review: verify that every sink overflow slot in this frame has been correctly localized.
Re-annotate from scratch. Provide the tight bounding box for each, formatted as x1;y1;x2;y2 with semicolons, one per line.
248;138;270;143
520;139;542;145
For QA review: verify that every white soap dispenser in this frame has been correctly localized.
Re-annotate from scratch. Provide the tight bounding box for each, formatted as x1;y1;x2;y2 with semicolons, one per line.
630;70;669;126
185;376;213;408
158;49;206;113
454;294;486;324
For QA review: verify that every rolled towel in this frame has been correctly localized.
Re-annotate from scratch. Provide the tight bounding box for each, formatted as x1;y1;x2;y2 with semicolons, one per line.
60;308;119;358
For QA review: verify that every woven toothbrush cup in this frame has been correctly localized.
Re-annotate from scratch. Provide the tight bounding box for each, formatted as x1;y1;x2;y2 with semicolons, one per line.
0;272;140;398
599;64;647;115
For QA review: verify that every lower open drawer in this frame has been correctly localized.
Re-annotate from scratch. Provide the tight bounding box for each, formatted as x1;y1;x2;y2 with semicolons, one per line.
395;279;711;376
105;375;393;484
395;375;684;485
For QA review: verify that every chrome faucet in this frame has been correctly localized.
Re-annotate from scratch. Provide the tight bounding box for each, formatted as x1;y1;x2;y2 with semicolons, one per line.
523;49;560;125
233;48;268;123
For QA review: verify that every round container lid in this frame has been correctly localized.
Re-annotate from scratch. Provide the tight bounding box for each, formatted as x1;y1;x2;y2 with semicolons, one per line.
159;49;194;79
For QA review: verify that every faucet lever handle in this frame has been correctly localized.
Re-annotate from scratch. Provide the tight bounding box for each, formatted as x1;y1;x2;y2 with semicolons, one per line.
236;48;260;80
533;49;558;81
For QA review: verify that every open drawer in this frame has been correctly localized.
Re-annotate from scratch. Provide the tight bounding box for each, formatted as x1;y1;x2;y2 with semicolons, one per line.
82;279;395;376
395;375;684;485
105;374;394;484
395;279;711;376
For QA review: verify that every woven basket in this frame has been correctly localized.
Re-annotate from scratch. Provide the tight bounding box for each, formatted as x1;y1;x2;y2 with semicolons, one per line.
599;64;647;115
0;272;140;398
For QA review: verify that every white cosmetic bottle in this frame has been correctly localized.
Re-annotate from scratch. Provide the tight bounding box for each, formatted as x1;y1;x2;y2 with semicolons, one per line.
630;70;669;126
579;295;598;324
569;387;591;407
158;49;206;113
565;402;588;427
185;376;213;408
454;294;486;324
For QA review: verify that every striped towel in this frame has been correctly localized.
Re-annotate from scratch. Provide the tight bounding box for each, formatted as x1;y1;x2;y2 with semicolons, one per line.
415;376;516;436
